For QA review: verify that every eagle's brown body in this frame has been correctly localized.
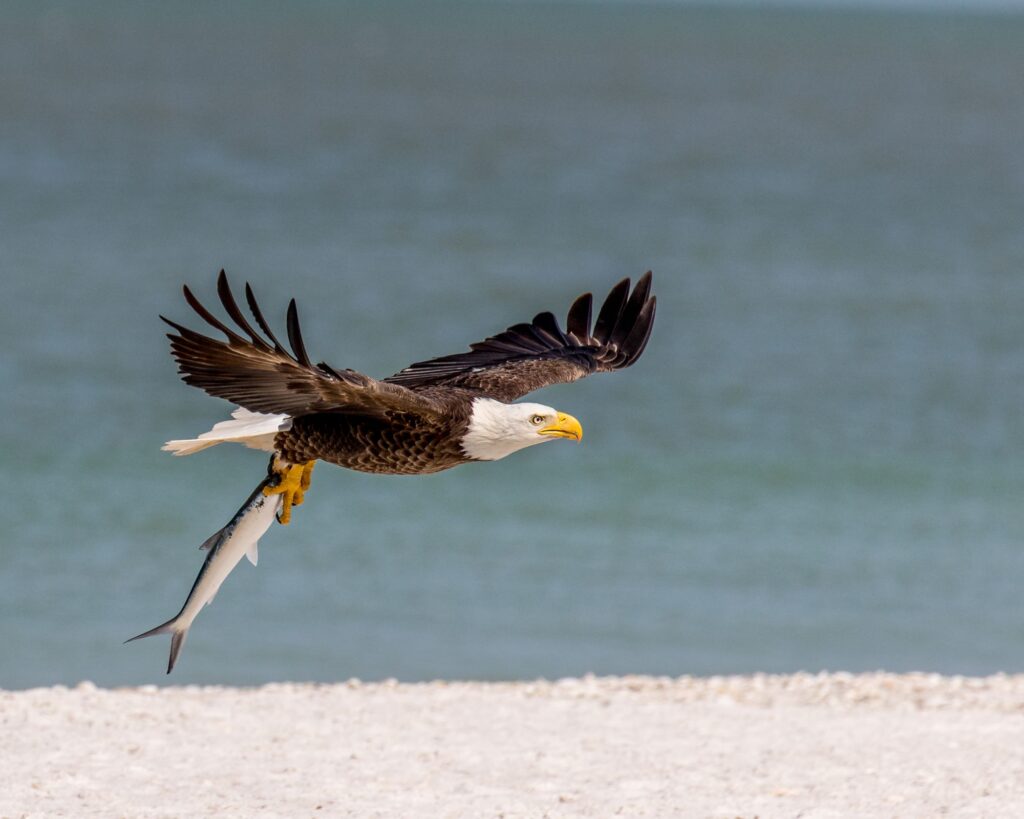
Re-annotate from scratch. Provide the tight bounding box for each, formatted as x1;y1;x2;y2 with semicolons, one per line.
276;396;474;475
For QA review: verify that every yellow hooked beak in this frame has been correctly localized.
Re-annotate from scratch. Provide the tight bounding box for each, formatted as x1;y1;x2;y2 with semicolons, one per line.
538;412;583;442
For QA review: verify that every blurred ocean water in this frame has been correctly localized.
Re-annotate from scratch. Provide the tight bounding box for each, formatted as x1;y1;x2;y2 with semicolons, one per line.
1;1;1022;687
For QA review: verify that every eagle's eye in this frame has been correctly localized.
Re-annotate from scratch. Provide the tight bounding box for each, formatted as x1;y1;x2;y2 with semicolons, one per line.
530;414;545;425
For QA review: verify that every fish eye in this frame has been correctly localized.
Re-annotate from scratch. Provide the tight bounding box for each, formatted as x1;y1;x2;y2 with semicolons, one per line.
531;414;545;425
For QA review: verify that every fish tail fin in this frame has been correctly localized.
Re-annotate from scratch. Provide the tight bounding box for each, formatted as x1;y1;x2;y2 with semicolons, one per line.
124;618;190;674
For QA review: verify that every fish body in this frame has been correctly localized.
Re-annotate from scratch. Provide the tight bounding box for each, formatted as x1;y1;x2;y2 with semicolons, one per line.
126;479;281;673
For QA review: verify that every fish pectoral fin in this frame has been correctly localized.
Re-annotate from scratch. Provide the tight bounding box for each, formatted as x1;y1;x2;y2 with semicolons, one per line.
199;530;223;551
246;540;259;567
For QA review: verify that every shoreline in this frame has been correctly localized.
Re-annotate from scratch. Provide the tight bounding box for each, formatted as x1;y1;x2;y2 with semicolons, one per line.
5;673;1024;816
11;669;1024;708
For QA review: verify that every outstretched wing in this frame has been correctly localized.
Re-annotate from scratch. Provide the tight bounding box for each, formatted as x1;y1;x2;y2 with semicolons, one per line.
163;271;441;420
385;273;656;402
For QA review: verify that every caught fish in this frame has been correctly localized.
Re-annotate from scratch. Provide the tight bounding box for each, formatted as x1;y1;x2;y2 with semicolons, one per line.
126;478;282;673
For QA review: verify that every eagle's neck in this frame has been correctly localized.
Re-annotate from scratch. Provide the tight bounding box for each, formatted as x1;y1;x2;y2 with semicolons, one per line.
461;397;541;461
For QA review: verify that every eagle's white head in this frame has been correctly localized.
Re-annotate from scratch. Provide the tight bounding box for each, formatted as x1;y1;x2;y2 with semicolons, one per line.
461;397;583;461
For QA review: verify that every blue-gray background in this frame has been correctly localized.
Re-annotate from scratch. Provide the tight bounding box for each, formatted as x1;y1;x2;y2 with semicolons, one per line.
2;1;1022;688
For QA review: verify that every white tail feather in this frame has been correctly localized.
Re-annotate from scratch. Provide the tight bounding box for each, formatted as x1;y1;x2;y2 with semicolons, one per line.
163;408;291;456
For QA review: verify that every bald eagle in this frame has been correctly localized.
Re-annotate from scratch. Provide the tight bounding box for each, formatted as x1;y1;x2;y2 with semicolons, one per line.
129;271;656;672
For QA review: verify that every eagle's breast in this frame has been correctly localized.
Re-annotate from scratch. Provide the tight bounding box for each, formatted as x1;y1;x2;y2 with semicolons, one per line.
275;405;472;475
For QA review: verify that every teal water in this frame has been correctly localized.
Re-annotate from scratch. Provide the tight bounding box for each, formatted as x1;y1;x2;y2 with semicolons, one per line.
2;1;1023;688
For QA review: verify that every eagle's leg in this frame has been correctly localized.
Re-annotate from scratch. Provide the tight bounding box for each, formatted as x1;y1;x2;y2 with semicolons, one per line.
263;457;316;525
300;460;315;492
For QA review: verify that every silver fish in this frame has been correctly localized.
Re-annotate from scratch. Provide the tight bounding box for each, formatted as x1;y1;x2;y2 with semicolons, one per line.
126;479;281;673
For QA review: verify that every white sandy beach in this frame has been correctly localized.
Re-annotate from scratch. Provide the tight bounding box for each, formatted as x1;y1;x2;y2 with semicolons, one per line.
3;673;1024;818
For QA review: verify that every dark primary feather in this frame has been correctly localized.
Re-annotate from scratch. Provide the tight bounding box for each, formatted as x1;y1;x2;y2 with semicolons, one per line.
385;272;656;402
286;300;313;369
566;293;593;343
162;271;441;420
593;278;631;345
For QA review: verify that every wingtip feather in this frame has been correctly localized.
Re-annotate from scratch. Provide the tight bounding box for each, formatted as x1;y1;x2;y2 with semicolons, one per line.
566;292;593;343
592;277;631;344
243;281;290;354
286;299;313;368
609;271;653;349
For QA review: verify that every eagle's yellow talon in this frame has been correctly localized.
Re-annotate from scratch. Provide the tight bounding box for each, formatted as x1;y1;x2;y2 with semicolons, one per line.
277;495;294;525
263;460;315;525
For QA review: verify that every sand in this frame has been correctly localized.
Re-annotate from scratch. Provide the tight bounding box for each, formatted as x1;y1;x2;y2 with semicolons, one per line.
3;673;1024;818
